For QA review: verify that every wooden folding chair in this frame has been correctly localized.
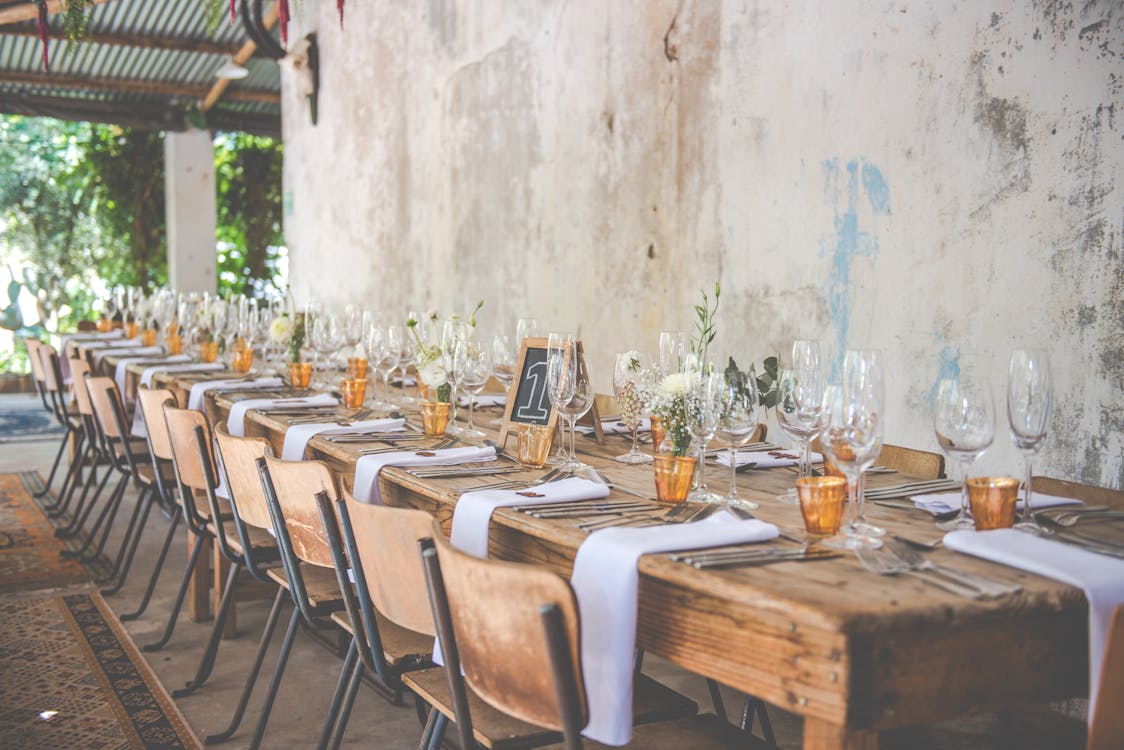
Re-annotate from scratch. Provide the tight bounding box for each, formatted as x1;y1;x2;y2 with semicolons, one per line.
35;346;86;509
421;527;765;749
1088;605;1124;750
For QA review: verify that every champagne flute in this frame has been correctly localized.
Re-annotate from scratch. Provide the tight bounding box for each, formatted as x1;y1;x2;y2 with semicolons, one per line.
933;360;995;531
1009;349;1053;536
685;366;724;503
546;332;576;469
455;340;491;439
613;351;653;464
716;361;760;508
775;339;825;503
658;331;690;377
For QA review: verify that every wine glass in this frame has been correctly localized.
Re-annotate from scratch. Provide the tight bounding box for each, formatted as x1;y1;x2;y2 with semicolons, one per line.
455;340;491;439
933;361;995;531
559;355;595;472
442;319;470;435
1009;349;1053;536
366;325;394;410
613;351;653;464
658;331;690;377
685;366;724;502
393;326;417;405
342;304;364;355
820;350;885;549
516;317;539;344
546;332;577;468
716;361;760;508
492;334;516;393
775;340;825;503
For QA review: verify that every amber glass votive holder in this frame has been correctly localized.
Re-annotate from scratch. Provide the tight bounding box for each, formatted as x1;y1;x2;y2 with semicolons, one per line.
165;333;183;355
516;424;554;468
796;476;847;536
141;329;158;347
653;454;697;504
347;357;369;379
232;345;254;373
967;477;1019;531
124;322;138;340
96;316;114;333
199;340;219;363
288;362;312;389
420;401;451;436
341;378;368;408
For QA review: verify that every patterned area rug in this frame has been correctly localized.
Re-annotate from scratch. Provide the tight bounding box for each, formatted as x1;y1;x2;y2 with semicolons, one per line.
0;590;201;749
0;396;65;443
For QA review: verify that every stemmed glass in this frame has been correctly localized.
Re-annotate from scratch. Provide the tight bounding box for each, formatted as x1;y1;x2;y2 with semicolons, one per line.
393;327;417;405
716;362;760;508
820;350;885;548
516;317;539;344
366;326;395;410
342;304;364;355
1009;349;1053;536
492;335;516;392
933;360;995;531
613;351;653;464
454;340;491;439
775;340;825;504
658;331;690;377
558;355;595;472
685;366;724;503
442;319;470;435
546;333;577;468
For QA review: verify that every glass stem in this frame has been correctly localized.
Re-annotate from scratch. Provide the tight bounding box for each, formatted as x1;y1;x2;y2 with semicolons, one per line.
697;440;708;492
799;438;812;480
958;457;971;522
854;472;866;525
383;371;391;402
569;415;578;463
468;400;476;432
1022;457;1034;524
728;447;737;498
450;385;459;423
847;474;859;530
630;427;639;456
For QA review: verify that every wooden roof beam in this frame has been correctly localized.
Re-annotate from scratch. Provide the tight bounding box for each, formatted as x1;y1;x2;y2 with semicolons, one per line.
0;24;243;56
201;1;279;113
0;0;113;26
0;70;279;105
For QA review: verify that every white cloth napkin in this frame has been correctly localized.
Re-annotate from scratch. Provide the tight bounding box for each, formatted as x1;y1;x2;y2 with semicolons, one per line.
571;512;779;745
944;528;1124;720
451;478;611;558
914;490;1083;515
94;343;158;364
457;393;507;408
114;354;189;393
715;449;823;469
391;375;417;387
140;362;225;388
352;446;497;506
226;393;337;437
186;377;284;411
575;417;651;436
281;418;406;461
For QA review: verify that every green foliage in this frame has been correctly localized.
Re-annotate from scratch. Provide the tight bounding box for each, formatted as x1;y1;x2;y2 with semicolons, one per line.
63;0;94;42
755;355;780;409
690;282;721;364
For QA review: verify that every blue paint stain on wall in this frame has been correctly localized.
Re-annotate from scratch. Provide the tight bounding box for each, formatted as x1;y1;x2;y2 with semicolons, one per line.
927;345;961;406
821;159;890;380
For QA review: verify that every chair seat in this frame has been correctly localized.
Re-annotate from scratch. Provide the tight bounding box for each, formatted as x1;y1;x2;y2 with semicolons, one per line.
329;609;433;668
402;668;698;750
226;524;279;556
267;564;343;609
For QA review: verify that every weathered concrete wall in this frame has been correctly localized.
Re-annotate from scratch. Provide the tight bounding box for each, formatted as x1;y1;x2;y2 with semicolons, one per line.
281;1;1123;487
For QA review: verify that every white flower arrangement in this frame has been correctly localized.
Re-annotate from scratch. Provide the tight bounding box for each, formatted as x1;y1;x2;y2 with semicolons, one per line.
269;316;294;344
418;361;448;389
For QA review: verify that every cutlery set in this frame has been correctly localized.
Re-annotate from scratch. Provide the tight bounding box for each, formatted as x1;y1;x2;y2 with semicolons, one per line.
862;479;963;500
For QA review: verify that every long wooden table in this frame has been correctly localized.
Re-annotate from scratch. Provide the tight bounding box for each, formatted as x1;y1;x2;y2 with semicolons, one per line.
120;358;1105;750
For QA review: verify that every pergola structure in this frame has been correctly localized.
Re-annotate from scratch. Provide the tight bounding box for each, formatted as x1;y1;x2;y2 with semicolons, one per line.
0;0;280;136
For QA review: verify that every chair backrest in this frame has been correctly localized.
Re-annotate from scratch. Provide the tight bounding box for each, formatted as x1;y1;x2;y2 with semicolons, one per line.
811;438;944;479
1089;605;1124;750
214;424;274;531
85;376;128;440
25;337;45;385
261;455;337;569
136;387;175;461
339;489;435;636
68;358;96;416
164;406;213;493
38;344;63;393
1033;477;1124;510
429;526;586;733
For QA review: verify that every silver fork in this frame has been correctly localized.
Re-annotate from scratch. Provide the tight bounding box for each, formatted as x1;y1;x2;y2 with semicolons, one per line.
853;546;983;598
452;467;566;494
883;538;1021;598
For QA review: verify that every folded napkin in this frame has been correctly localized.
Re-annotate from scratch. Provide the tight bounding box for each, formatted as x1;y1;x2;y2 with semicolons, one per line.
457;393;507;408
391;375;417;387
575;417;651;436
140;362;225;388
715;449;823;469
226;393;337;437
571;512;779;745
945;528;1124;720
94;343;158;364
281;418;406;461
451;477;611;558
914;490;1082;516
352;446;497;506
115;354;190;394
187;377;284;411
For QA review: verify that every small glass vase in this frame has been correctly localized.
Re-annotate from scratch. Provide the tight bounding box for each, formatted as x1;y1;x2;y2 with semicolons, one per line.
420;401;451;436
288;362;312;389
653;454;697;504
199;340;219;363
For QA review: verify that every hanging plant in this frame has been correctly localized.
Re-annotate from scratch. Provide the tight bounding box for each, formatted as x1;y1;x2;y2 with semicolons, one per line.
33;0;95;71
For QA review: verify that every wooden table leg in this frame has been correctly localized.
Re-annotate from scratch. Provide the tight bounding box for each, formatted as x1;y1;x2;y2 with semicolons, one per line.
214;539;238;638
804;718;878;750
187;531;212;623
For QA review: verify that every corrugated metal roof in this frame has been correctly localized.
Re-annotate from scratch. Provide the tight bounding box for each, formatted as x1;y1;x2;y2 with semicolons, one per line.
0;0;280;135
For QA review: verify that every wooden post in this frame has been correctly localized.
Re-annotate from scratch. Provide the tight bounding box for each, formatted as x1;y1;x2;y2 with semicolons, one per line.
186;530;212;623
804;718;878;750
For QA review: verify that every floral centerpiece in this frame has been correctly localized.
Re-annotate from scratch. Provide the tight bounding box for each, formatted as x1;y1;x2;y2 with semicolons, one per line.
271;312;310;387
407;311;449;402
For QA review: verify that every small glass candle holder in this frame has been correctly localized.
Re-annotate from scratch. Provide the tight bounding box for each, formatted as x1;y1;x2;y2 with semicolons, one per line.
96;316;114;333
124;322;138;340
288;362;312;389
347;357;369;379
141;329;158;347
341;377;368;408
165;333;183;355
653;454;697;504
516;424;554;468
796;476;847;536
232;345;254;373
199;340;219;363
420;401;451;436
967;477;1020;531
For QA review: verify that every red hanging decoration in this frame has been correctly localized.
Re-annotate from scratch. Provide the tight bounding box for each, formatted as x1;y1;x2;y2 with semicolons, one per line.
229;0;236;25
35;0;49;71
337;0;345;29
278;0;289;46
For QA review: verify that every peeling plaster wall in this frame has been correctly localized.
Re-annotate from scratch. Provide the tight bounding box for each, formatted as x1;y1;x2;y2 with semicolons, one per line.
282;1;1123;487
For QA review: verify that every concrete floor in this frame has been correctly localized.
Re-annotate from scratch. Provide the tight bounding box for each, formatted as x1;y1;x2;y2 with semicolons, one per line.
0;393;1087;749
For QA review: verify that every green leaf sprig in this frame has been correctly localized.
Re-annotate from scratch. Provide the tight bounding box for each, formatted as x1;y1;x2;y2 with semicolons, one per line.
690;282;721;365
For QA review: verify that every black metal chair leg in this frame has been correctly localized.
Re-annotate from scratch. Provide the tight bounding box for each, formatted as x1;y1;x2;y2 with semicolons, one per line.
426;712;449;750
36;431;71;498
48;437;88;517
317;639;359;750
142;532;207;652
205;587;286;745
246;606;301;750
121;512;180;619
706;678;728;723
173;560;243;698
99;486;153;589
327;656;364;750
55;456;108;536
416;707;439;750
741;696;777;747
63;473;126;559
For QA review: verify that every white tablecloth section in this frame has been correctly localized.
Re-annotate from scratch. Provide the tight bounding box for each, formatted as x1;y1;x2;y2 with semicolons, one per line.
944;528;1124;721
914;490;1083;515
450;477;610;559
351;446;496;506
186;377;284;411
571;513;779;745
715;449;823;469
140;362;225;388
93;342;156;366
114;354;190;394
225;393;337;436
280;418;406;461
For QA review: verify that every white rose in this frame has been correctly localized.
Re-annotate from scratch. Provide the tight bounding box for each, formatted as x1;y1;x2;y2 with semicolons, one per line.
660;372;688;395
269;316;293;344
419;362;448;388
